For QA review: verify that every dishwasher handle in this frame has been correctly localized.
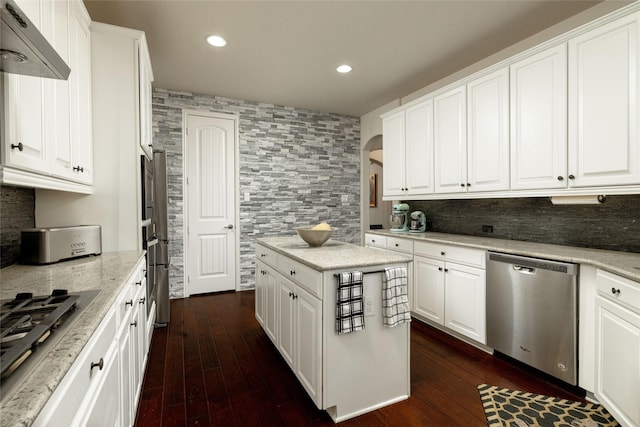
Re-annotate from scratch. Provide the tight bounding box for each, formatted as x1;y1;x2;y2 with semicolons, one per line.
513;265;536;274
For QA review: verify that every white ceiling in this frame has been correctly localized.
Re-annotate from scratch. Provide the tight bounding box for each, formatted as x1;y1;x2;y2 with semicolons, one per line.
83;0;609;117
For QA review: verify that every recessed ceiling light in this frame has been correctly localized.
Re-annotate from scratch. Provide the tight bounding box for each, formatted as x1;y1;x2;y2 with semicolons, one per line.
336;64;352;74
206;35;227;47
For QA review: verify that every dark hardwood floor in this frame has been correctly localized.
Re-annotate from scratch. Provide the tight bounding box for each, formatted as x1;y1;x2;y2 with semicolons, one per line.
135;290;584;426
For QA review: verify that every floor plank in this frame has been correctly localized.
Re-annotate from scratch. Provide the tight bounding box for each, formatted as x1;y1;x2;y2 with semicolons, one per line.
135;290;585;426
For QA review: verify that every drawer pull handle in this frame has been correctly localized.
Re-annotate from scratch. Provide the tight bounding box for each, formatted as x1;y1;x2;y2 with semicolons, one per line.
290;270;296;276
444;268;449;273
131;320;138;327
568;174;575;180
90;358;104;372
139;297;146;304
438;267;443;271
557;176;564;181
73;165;84;172
395;243;399;247
611;287;621;296
11;142;24;151
136;280;142;286
125;300;133;307
440;251;445;256
261;254;266;258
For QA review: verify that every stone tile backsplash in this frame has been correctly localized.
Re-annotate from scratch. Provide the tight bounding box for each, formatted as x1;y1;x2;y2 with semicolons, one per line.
1;186;35;268
152;89;362;297
407;195;640;253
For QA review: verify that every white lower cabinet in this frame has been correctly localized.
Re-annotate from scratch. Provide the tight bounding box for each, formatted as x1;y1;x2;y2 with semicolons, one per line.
412;241;486;344
595;270;640;427
277;277;322;404
34;257;150;427
255;260;278;344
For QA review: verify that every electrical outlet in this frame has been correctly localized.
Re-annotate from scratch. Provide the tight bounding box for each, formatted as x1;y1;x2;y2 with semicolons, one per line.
364;296;374;317
482;225;494;233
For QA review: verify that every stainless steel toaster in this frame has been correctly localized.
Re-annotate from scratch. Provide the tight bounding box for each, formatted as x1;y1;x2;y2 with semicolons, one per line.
21;225;102;264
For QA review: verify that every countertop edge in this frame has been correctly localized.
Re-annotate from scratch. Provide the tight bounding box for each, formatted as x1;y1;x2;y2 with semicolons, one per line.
367;231;640;282
256;237;413;271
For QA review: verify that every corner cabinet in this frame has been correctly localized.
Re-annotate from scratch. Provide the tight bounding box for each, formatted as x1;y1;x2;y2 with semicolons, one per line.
1;0;93;193
595;269;640;427
34;257;150;427
381;99;434;199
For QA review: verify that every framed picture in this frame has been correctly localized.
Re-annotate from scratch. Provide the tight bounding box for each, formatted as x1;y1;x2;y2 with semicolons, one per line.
369;174;377;207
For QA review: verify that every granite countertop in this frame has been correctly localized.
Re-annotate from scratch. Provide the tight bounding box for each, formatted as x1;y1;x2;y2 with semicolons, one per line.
256;236;413;271
368;230;640;282
0;250;146;427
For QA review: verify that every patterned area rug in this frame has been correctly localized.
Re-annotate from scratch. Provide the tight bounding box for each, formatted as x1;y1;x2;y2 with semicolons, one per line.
477;384;620;427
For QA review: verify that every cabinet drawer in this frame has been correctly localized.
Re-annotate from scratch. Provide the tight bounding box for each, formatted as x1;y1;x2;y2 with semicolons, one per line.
364;233;387;248
597;269;640;312
277;256;322;298
414;241;485;268
256;244;279;267
386;237;414;254
115;281;133;330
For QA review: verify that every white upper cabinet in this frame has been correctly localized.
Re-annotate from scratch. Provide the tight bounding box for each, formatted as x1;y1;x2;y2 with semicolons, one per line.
1;0;93;193
382;110;406;197
467;67;510;192
138;37;154;160
568;12;640;188
510;44;568;190
381;99;434;199
3;0;48;174
405;100;434;195
434;85;467;193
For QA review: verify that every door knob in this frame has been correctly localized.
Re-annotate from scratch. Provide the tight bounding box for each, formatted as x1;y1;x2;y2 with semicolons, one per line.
224;224;234;229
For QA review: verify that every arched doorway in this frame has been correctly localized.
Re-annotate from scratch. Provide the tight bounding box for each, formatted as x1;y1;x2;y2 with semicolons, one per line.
362;135;392;233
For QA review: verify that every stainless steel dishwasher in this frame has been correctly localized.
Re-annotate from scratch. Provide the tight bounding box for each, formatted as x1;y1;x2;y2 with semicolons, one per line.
486;252;579;385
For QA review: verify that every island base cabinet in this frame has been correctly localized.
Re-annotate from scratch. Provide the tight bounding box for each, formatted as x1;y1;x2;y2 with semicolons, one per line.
595;296;640;427
323;270;410;422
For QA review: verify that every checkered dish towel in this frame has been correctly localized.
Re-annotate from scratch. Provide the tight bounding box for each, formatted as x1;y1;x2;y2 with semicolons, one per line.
335;271;365;334
383;266;411;327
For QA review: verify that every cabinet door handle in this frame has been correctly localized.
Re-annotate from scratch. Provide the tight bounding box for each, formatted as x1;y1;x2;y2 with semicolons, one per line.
557;176;564;181
444;268;449;273
139;297;146;304
460;183;465;187
438;267;443;271
290;270;296;276
440;251;446;256
466;183;471;187
11;142;24;151
568;174;575;180
395;243;399;247
90;358;104;372
293;294;298;300
125;300;133;307
131;320;138;327
136;280;143;286
611;287;621;296
73;165;84;172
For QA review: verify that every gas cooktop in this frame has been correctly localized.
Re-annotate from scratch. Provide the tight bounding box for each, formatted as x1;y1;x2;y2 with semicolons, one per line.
0;289;99;401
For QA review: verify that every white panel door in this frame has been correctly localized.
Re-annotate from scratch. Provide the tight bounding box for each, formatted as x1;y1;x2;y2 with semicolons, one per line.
295;285;321;407
568;13;640;187
186;113;237;295
405;99;434;195
467;67;510;192
511;44;568;190
434;85;467;193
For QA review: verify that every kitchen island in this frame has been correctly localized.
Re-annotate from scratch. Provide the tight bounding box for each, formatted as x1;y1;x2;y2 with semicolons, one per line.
255;236;413;422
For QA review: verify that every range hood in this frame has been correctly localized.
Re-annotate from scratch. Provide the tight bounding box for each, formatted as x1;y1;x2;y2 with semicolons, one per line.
1;0;70;80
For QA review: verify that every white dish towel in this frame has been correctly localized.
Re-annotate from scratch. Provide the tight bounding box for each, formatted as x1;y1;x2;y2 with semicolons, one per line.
382;266;411;327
